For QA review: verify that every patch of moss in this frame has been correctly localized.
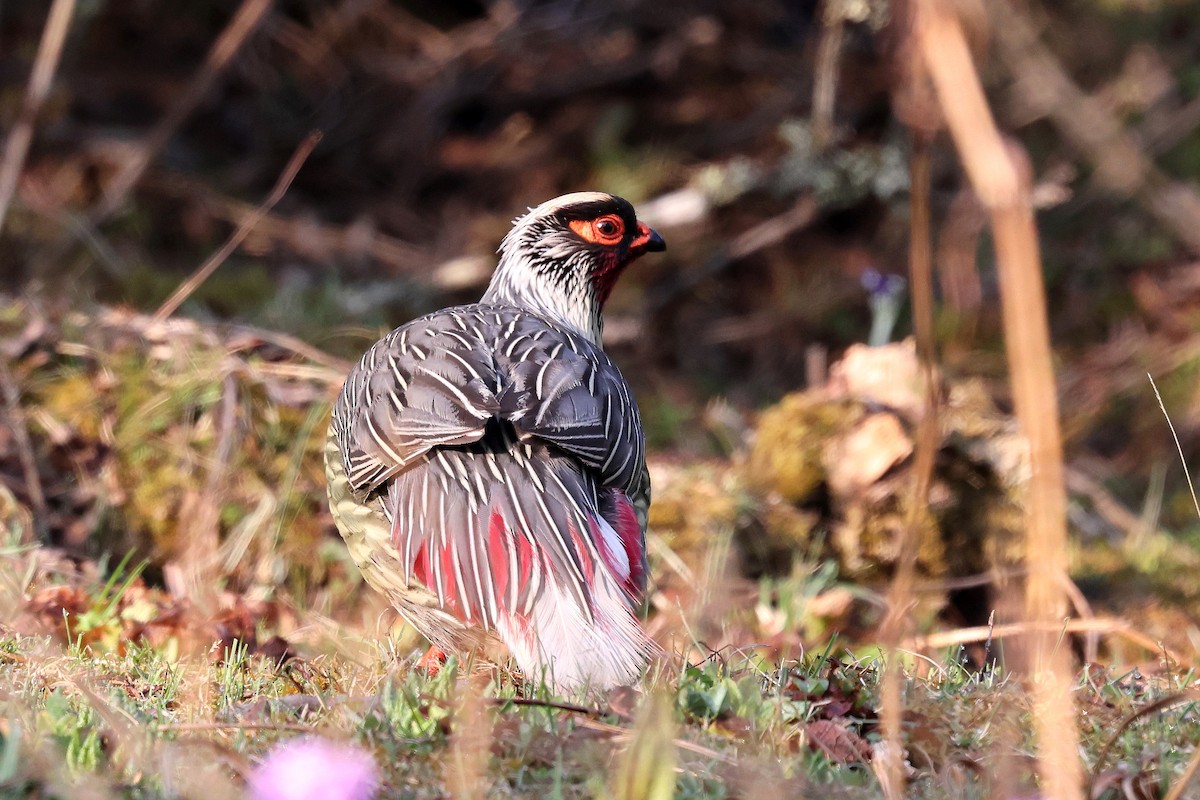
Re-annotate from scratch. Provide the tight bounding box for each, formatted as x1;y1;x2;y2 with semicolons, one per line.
744;394;863;505
648;460;744;571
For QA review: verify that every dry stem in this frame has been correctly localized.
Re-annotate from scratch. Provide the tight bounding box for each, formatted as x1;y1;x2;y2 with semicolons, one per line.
878;132;938;800
915;0;1082;796
904;616;1184;665
152;131;323;323
0;0;77;236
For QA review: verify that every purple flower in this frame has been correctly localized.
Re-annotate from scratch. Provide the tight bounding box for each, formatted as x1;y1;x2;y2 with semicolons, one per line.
860;268;906;300
247;737;379;800
859;268;908;346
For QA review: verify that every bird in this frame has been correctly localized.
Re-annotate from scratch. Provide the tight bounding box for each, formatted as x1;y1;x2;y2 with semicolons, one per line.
325;192;666;693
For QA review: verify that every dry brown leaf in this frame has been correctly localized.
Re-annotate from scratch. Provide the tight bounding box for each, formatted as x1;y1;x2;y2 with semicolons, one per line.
805;718;872;764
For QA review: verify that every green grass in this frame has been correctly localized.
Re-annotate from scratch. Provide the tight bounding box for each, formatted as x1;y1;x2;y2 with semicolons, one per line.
2;604;1199;799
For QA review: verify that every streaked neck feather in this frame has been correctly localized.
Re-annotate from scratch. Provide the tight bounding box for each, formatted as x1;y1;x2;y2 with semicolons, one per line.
481;250;604;344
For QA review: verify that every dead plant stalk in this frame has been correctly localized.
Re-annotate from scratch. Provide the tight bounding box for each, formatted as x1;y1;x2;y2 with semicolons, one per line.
915;0;1082;797
878;133;937;800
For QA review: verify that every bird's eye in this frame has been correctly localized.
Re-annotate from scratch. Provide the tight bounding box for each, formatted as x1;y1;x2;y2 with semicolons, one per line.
569;214;625;246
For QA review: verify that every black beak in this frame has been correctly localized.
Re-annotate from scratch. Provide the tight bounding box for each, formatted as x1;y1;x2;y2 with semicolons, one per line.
632;222;666;253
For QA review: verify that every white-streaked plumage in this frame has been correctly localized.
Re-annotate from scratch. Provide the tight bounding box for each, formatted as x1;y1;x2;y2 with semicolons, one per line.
325;193;664;692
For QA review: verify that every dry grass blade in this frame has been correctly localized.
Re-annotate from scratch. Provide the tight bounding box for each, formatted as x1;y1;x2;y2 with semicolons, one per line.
94;0;275;219
76;683;245;800
1143;364;1200;800
152;131;323;323
447;683;488;800
176;372;240;597
611;692;676;800
1148;373;1200;521
905;617;1186;667
0;0;77;236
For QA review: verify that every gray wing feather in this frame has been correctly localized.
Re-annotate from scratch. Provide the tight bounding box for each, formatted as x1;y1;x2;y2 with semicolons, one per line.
332;305;647;504
496;316;647;497
332;311;501;496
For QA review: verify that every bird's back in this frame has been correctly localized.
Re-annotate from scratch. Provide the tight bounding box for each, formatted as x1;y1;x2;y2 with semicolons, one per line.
326;303;650;690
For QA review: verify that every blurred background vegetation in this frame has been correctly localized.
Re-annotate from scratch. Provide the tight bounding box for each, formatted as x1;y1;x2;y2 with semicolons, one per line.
5;0;1200;660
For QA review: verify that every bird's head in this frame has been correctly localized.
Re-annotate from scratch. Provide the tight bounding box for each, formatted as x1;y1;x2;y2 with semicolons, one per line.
482;192;666;343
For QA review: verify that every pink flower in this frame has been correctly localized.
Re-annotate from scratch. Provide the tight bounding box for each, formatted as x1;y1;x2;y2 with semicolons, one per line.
247;737;379;800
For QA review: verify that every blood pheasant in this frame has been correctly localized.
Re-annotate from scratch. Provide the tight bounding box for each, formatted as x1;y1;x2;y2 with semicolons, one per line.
326;192;665;692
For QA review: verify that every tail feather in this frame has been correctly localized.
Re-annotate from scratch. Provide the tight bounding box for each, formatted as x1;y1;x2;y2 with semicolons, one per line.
384;443;650;691
497;561;649;692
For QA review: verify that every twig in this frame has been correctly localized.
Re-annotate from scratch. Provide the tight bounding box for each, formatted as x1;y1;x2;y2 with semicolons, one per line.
916;0;1017;208
905;617;1186;666
95;0;275;219
241;361;345;391
148;171;427;275
1064;466;1151;543
491;694;731;765
0;0;77;236
911;566;1099;660
912;567;1027;593
727;196;818;262
152;131;322;323
572;716;736;765
481;695;731;764
1057;572;1099;665
1138;93;1200;158
490;696;606;718
811;0;845;149
226;324;353;375
155;722;333;734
